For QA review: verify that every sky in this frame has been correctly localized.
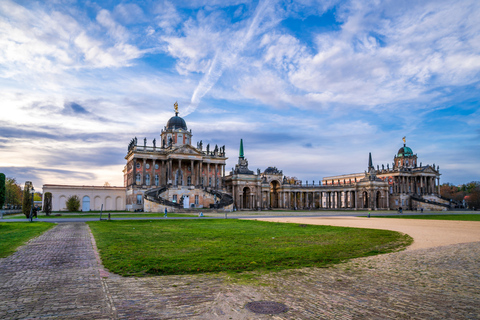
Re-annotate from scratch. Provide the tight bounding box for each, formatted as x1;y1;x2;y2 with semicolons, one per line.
1;0;479;190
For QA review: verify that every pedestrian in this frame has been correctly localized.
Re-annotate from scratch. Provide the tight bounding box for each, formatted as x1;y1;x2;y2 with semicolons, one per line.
164;207;167;218
368;212;371;218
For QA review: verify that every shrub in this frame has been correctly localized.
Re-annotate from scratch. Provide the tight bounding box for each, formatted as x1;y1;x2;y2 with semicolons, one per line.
0;173;5;209
22;181;33;218
66;195;80;212
44;192;52;216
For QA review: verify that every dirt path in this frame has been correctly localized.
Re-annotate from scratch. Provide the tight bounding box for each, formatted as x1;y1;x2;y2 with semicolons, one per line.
251;216;480;250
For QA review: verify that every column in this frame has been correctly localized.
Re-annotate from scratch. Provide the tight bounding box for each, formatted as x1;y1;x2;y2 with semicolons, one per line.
152;160;155;186
215;164;218;189
206;163;210;187
191;160;194;186
169;159;173;183
142;158;146;185
132;159;137;185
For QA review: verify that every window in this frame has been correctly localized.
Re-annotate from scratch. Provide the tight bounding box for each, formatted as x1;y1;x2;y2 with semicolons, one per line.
173;195;177;203
146;163;150;169
187;176;191;186
195;195;199;205
155;164;159;170
145;174;150;185
136;174;141;184
402;199;404;206
136;195;142;205
155;174;159;186
406;199;409;205
389;186;393;194
209;177;212;187
216;178;219;187
395;199;399;205
136;162;140;169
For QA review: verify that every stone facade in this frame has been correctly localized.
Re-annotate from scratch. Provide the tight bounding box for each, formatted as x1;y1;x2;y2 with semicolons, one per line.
124;104;231;212
322;140;442;210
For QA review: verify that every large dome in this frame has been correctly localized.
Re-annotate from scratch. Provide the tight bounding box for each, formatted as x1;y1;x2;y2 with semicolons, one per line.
166;115;187;130
397;146;413;157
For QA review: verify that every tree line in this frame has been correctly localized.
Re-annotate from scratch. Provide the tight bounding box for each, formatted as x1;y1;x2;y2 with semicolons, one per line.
440;181;480;209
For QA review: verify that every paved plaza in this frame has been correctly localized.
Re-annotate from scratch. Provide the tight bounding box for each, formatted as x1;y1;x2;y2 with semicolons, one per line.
0;218;479;319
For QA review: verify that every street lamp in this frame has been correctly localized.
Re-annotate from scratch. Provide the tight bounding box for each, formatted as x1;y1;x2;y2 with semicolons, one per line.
29;186;35;222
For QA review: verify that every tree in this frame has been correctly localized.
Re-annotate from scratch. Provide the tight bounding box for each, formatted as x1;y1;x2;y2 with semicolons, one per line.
22;181;33;218
0;173;5;209
5;177;22;207
44;192;52;216
66;195;80;212
465;181;480;209
104;181;111;187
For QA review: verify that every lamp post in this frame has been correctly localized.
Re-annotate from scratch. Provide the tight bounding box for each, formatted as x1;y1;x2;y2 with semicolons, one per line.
29;186;35;222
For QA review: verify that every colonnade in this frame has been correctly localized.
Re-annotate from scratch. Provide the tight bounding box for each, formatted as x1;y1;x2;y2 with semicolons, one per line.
392;175;438;195
131;158;226;189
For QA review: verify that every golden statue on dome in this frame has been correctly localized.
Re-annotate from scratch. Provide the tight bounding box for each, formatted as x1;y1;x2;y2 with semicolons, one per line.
174;101;179;114
402;136;406;144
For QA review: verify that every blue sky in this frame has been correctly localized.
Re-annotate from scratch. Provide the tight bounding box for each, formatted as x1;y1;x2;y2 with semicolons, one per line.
1;0;479;189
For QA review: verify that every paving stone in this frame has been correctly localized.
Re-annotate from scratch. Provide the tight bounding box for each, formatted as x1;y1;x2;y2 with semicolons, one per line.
1;222;479;319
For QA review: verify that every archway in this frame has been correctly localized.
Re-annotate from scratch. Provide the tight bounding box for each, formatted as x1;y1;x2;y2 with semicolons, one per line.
82;196;90;212
106;196;113;210
376;191;382;209
270;180;280;208
243;187;251;209
363;191;369;208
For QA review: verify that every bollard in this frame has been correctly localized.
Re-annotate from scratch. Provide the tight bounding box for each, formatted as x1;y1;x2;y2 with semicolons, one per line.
108;213;111;220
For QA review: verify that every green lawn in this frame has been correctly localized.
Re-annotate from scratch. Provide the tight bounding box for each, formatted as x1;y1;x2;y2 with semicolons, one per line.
88;219;412;277
0;223;55;258
372;214;480;221
4;212;195;219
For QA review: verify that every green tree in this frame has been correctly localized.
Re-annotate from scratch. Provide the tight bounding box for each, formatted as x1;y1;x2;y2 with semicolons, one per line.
5;177;22;207
22;181;33;218
0;173;5;209
66;195;80;212
44;192;52;216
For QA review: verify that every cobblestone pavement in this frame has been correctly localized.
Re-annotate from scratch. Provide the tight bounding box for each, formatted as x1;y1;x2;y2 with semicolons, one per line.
1;222;479;319
0;223;114;319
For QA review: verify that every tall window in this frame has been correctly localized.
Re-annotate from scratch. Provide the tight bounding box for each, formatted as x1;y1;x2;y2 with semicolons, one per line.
136;195;142;204
136;174;141;184
209;177;212;187
173;195;177;203
155;174;159;186
145;174;150;185
195;195;199;205
187;176;191;186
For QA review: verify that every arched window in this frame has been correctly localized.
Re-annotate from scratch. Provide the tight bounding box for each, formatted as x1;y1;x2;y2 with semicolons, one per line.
155;174;159;186
146;174;150;185
136;174;141;184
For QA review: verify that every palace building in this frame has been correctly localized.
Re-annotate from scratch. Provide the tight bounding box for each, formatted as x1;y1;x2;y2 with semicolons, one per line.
123;102;232;212
43;103;448;212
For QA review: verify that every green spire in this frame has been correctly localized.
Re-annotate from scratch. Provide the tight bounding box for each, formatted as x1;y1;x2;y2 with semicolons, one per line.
368;152;373;170
239;139;244;158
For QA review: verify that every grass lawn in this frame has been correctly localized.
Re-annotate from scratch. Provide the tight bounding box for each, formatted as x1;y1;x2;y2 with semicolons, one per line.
0;223;55;258
88;219;412;277
372;214;480;221
4;212;195;219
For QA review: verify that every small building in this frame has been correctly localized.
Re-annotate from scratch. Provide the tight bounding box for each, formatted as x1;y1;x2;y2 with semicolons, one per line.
42;185;126;211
